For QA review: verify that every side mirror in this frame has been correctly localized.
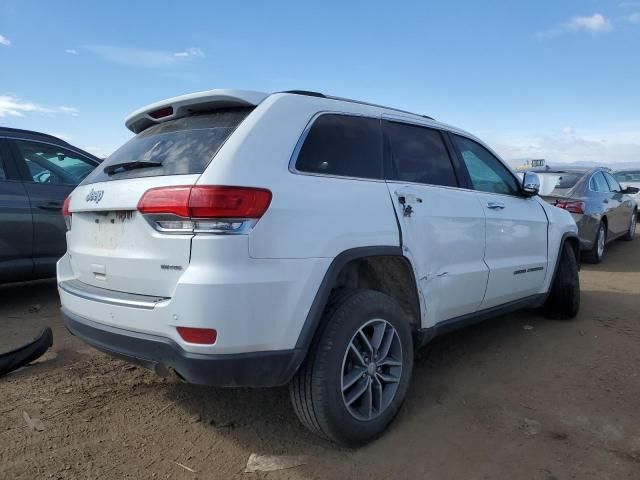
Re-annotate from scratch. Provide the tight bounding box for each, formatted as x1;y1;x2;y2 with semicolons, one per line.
623;186;639;195
522;171;540;197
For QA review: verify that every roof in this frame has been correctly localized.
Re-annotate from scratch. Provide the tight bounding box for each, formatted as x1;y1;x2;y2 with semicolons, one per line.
0;126;101;161
0;126;70;144
124;88;438;134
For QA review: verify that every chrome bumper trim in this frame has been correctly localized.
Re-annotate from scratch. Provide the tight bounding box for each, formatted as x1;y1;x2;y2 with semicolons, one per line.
59;279;168;310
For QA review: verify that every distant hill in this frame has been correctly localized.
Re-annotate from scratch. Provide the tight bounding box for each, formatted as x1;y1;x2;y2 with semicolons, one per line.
506;158;640;171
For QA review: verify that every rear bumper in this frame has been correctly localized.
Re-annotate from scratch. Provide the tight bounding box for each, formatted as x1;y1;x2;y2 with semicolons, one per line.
62;307;305;387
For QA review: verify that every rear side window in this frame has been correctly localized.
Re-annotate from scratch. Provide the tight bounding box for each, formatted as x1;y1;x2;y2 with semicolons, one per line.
590;172;610;193
294;114;382;179
384;121;458;187
82;108;253;185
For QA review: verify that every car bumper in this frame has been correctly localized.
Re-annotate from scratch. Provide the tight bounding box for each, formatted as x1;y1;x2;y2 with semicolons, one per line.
62;307;305;387
57;251;331;355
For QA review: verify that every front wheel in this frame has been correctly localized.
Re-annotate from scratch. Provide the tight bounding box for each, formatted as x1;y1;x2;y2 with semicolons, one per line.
622;211;637;241
290;289;413;447
543;242;580;320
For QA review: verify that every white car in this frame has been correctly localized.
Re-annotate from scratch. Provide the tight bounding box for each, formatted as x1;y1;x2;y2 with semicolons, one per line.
57;89;580;446
614;169;640;216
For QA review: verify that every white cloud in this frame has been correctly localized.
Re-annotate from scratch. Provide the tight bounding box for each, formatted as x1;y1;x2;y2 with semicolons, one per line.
173;47;204;58
487;128;640;165
59;106;79;116
567;13;612;32
85;45;205;68
619;1;640;8
0;95;80;118
535;13;612;39
628;12;640;23
0;34;10;46
65;48;78;55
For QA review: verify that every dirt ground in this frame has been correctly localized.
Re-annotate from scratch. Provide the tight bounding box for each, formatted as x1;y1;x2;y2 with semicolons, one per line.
1;237;639;480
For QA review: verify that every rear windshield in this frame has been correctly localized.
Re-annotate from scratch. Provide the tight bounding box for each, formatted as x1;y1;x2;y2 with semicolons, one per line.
615;170;640;182
81;108;253;185
536;172;583;195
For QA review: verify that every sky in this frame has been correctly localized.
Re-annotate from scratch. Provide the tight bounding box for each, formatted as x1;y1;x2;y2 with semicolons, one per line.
1;0;639;166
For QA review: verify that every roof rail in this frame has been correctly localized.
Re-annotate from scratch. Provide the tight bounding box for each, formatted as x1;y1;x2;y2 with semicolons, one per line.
281;90;326;98
279;90;435;121
0;126;70;144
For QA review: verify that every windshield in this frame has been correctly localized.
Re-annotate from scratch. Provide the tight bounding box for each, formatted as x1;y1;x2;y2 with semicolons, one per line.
81;108;253;185
614;171;640;182
536;172;583;195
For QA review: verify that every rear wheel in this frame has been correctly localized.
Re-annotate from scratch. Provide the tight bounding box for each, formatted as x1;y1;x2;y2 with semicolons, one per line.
290;289;413;446
543;242;580;320
583;221;606;264
622;211;637;241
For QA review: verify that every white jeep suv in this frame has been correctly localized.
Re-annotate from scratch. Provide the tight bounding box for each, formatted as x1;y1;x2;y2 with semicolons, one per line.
57;89;580;446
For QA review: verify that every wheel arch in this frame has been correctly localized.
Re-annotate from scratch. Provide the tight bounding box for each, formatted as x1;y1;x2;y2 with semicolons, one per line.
545;232;581;301
294;247;421;352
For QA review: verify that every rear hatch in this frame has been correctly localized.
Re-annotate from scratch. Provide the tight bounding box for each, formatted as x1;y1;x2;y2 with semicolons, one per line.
66;108;253;297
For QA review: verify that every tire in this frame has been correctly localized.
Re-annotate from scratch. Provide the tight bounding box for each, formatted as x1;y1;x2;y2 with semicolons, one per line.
583;221;606;264
621;211;637;241
543;242;580;320
290;289;413;447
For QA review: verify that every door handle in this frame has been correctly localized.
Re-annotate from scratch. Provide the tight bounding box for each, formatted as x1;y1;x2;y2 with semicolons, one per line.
487;201;505;210
37;202;63;211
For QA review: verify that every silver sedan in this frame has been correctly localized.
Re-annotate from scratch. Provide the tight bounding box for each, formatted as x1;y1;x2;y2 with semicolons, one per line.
534;167;638;263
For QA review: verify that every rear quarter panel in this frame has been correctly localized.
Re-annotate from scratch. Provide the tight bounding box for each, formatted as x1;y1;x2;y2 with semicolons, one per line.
196;94;400;259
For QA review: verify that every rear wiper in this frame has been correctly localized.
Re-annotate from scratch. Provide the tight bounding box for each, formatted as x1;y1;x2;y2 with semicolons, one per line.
104;160;162;175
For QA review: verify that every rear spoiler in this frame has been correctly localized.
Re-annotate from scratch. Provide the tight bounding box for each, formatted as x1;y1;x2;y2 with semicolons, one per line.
124;89;269;134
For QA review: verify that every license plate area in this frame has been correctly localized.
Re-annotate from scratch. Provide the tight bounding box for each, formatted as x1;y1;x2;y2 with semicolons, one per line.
86;211;137;250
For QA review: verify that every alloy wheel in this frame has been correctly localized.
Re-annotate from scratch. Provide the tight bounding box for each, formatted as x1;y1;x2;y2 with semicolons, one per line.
341;319;403;421
597;226;605;259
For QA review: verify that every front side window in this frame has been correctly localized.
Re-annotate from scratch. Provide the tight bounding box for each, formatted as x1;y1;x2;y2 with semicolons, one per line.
602;172;622;192
590;172;610;193
384;121;458;187
14;141;96;185
451;134;520;195
295;114;382;179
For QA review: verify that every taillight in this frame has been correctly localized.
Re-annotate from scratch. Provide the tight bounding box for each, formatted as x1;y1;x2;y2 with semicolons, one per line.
137;186;272;234
148;106;174;119
555;200;585;214
176;326;217;344
62;195;72;230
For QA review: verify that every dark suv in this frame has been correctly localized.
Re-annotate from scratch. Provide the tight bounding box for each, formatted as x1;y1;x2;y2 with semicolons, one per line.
0;127;100;283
